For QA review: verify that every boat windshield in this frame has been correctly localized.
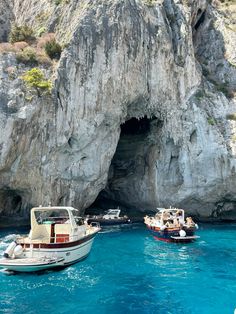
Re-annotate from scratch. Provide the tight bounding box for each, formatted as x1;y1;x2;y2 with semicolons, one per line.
72;210;85;226
34;209;70;225
107;210;120;215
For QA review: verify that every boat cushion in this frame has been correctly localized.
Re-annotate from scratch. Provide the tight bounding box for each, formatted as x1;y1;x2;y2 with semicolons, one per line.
56;234;69;243
55;224;71;243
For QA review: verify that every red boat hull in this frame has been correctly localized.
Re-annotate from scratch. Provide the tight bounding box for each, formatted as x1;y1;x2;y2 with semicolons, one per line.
147;225;197;243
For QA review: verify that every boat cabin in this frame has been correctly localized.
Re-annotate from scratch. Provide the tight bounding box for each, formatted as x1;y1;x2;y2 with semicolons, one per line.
155;208;185;227
28;206;86;244
103;209;121;219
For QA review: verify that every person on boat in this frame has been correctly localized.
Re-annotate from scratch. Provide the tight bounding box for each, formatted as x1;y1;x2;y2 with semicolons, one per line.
164;221;170;228
163;211;170;221
154;212;161;220
164;219;175;228
186;217;195;227
173;217;181;228
176;210;182;217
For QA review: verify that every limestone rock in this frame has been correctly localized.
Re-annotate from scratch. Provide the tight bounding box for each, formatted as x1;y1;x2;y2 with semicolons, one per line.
0;0;13;42
0;0;236;221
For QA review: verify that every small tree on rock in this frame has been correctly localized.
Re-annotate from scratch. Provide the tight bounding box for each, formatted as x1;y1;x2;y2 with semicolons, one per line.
9;25;35;44
21;68;52;97
44;39;62;60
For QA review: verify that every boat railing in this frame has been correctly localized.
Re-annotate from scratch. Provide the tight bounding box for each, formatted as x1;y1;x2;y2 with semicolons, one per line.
17;225;100;245
17;235;72;244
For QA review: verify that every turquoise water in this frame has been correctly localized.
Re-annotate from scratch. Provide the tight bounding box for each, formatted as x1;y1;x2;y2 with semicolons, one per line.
0;223;236;314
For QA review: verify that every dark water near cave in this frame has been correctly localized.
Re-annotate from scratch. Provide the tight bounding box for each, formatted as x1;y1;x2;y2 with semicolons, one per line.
0;223;236;314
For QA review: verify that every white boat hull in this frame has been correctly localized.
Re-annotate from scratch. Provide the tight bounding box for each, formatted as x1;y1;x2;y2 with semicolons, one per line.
0;257;65;272
0;235;96;272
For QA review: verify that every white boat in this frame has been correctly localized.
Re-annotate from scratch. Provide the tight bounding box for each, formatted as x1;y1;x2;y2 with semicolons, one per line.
0;206;100;272
87;208;131;225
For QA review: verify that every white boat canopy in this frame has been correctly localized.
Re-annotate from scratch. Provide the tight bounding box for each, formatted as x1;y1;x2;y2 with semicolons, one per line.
30;206;83;241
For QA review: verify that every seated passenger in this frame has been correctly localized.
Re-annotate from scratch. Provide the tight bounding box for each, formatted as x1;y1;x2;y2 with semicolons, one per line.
155;213;161;219
165;219;174;228
173;218;180;228
163;211;170;221
186;217;195;227
176;210;182;217
164;221;170;228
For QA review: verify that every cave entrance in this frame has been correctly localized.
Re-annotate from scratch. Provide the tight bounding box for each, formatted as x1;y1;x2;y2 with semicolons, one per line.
87;116;161;217
120;116;151;135
0;189;30;227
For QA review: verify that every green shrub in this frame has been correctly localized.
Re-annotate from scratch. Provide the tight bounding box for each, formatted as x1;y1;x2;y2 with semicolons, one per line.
16;47;37;65
215;83;234;98
144;0;156;6
216;83;228;95
232;134;236;142
226;113;236;121
36;27;47;37
9;25;35;44
54;0;70;5
44;39;62;59
36;53;52;67
25;95;34;102
207;117;215;125
195;90;205;100
54;0;63;5
21;68;52;97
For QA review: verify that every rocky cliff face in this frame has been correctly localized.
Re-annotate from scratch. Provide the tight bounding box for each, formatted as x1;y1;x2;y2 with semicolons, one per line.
0;0;13;42
0;0;236;221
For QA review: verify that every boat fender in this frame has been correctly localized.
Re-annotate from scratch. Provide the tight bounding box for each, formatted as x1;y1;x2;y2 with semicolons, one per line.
160;225;166;231
195;224;199;230
13;245;24;257
179;229;186;237
4;241;17;258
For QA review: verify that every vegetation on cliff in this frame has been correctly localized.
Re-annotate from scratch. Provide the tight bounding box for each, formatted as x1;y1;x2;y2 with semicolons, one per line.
9;24;35;44
21;68;52;97
44;39;62;60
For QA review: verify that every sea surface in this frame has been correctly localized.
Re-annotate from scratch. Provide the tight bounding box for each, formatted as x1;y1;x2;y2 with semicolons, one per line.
0;223;236;314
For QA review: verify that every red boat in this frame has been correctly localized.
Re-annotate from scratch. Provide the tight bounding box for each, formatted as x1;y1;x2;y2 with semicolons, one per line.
144;208;199;243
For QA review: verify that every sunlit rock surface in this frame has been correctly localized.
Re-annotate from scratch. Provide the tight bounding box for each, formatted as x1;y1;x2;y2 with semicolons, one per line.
0;0;236;221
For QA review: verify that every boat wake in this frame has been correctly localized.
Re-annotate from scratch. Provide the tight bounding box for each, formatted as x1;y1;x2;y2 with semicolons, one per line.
99;224;139;234
2;234;20;242
99;228;122;234
0;233;25;256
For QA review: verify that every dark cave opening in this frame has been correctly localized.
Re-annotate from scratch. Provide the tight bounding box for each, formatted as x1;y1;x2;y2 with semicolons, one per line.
0;189;22;212
87;116;159;218
120;116;152;135
0;189;29;227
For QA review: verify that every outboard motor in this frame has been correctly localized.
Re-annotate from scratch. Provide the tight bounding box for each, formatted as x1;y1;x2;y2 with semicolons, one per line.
4;241;17;258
